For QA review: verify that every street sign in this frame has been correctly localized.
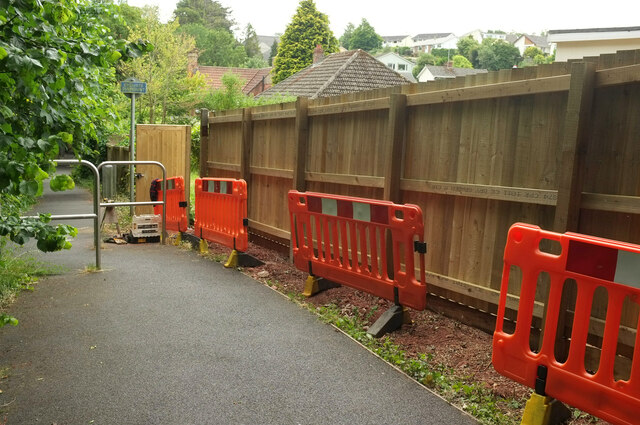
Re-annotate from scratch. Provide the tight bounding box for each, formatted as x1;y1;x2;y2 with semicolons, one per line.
120;78;147;96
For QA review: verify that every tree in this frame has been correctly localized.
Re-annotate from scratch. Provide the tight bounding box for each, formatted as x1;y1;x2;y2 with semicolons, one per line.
457;36;480;66
523;46;543;59
412;53;437;78
242;23;261;58
349;19;383;52
340;22;355;49
178;24;247;67
476;38;521;71
174;0;234;32
0;0;150;253
452;55;473;68
119;7;206;124
269;39;279;66
272;0;339;84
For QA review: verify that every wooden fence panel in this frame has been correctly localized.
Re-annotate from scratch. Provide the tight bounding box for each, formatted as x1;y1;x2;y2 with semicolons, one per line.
202;50;640;348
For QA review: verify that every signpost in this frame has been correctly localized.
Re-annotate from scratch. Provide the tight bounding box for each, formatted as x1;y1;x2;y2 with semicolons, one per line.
120;77;147;216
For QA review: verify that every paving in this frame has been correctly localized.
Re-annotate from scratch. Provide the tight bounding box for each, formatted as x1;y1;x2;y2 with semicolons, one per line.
0;169;478;424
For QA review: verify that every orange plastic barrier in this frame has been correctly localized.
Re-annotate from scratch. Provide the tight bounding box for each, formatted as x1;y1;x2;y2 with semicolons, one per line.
194;178;248;252
152;176;188;233
493;223;640;425
288;191;427;310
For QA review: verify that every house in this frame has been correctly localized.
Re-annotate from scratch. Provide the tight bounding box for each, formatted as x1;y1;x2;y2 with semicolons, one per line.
548;26;640;61
514;34;552;56
381;35;412;48
258;35;280;62
411;33;458;54
187;51;271;96
375;52;416;73
460;30;519;45
417;63;488;83
258;46;410;100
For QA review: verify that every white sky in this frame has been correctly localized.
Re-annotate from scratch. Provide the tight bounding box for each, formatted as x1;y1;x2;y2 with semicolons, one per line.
126;0;639;38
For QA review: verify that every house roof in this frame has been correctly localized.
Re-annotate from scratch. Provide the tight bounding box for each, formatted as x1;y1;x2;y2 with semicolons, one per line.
412;33;453;42
519;34;549;48
382;35;409;43
549;26;640;35
505;33;520;44
420;65;488;79
258;35;279;46
548;26;640;42
196;66;272;95
375;52;416;66
259;50;410;99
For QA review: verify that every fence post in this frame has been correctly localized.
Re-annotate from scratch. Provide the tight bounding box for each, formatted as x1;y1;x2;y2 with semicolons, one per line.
199;108;209;178
241;107;253;185
384;93;407;204
551;60;596;361
293;97;309;192
553;61;596;233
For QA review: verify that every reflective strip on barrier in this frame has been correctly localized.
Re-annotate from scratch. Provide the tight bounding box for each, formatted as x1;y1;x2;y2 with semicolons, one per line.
288;191;427;311
194;178;248;252
492;223;640;425
152;176;188;233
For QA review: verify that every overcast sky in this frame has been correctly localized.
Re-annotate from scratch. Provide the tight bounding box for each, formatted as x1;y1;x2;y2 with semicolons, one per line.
127;0;639;38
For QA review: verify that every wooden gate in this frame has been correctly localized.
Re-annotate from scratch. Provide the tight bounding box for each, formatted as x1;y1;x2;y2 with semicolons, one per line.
135;124;191;215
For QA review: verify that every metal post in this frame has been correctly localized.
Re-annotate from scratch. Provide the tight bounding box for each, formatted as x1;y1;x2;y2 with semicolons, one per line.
129;94;136;217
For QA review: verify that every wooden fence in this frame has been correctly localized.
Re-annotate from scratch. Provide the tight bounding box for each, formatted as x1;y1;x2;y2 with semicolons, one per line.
201;50;640;368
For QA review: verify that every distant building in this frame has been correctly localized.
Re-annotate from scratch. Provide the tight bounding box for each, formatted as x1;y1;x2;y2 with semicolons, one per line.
417;63;488;83
548;26;640;61
514;34;552;56
411;33;458;54
258;35;280;62
381;35;413;48
188;51;271;96
259;47;410;100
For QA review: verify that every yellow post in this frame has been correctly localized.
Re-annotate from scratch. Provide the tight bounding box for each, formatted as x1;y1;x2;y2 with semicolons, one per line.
302;275;319;297
521;393;571;425
199;238;208;254
224;250;239;268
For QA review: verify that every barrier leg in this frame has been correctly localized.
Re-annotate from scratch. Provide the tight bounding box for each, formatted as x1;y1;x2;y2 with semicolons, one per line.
225;250;239;268
173;232;182;246
199;238;209;254
302;275;340;297
367;305;411;338
521;393;571;425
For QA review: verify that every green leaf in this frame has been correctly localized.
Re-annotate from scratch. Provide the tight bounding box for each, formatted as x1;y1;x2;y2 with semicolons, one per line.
0;47;7;61
52;76;66;90
50;174;75;192
58;131;72;144
19;180;39;196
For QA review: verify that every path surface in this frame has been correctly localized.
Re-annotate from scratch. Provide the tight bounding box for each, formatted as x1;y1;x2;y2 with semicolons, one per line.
0;172;477;424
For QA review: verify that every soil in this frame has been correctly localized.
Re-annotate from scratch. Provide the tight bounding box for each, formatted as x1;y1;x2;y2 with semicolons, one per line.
187;234;609;425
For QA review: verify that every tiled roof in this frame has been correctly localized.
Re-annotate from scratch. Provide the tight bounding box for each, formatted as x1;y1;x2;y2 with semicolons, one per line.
382;35;409;42
523;34;549;48
195;66;272;95
259;50;410;99
412;33;452;42
425;65;488;79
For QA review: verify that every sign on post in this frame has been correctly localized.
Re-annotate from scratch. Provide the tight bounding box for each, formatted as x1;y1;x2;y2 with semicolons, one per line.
120;78;147;97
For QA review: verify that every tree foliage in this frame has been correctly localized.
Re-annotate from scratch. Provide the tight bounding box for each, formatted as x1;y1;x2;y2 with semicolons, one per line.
174;0;234;32
242;23;261;58
452;54;473;68
349;19;383;52
339;22;355;49
269;39;279;66
272;0;339;84
457;36;480;67
476;38;521;71
178;23;247;67
119;8;206;124
412;53;437;77
523;46;543;59
0;0;150;251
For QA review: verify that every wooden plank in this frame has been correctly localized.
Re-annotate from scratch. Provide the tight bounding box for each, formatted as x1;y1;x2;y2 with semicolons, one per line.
406;75;571;107
207;161;241;172
251;109;296;121
249;220;291;240
581;193;640;214
308;97;390;116
595;63;640;87
305;171;384;188
401;179;558;205
553;61;596;232
249;166;293;179
199;109;209;178
293;97;309;191
384;93;407;203
210;114;243;124
184;125;192;213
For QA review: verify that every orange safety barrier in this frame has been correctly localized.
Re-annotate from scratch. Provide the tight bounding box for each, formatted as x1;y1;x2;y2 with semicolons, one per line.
152;176;188;233
288;191;427;311
194;178;248;252
493;223;640;425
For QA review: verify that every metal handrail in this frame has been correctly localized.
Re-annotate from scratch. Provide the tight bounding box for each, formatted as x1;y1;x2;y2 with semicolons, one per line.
98;161;167;245
23;159;102;269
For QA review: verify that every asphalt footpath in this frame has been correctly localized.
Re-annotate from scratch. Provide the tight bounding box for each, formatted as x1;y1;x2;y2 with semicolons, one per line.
0;168;478;425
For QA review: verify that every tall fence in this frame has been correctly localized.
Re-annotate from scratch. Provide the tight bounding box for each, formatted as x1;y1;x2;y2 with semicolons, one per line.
200;50;640;372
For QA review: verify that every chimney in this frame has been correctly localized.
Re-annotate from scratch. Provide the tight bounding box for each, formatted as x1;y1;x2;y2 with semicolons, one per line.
187;50;199;76
312;44;324;64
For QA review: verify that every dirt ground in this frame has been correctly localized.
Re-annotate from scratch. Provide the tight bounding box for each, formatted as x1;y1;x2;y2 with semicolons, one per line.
190;234;610;425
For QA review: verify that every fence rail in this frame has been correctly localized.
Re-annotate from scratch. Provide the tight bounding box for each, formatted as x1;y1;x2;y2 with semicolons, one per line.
200;49;640;374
